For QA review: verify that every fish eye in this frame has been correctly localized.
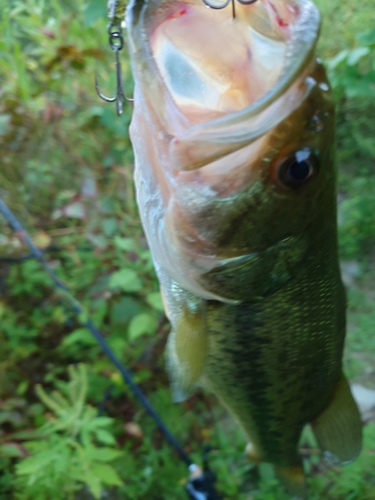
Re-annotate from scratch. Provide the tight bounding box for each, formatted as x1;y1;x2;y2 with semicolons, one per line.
277;149;319;189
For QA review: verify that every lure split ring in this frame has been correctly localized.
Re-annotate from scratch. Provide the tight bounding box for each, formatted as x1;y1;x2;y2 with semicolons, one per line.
108;29;124;51
203;0;258;19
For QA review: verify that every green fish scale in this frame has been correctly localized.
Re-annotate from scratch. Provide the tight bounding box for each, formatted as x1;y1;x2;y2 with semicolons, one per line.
203;237;346;466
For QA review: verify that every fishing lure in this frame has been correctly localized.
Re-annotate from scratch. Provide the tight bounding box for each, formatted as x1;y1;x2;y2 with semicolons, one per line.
95;0;132;114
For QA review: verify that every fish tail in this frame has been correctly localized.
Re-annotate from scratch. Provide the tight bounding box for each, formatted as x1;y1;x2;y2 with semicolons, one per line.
274;464;307;499
311;373;362;465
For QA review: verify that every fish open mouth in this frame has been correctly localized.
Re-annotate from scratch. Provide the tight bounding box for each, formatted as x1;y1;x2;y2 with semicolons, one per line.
127;0;321;170
128;0;320;128
151;1;300;124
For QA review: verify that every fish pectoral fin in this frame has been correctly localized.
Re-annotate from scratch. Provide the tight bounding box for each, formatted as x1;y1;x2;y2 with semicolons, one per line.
274;464;307;500
166;303;208;402
311;374;362;465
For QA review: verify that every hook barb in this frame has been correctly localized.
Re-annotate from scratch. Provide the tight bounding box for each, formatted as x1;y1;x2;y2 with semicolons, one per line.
95;75;117;103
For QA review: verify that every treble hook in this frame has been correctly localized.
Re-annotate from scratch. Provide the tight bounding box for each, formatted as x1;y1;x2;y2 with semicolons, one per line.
202;0;258;20
95;29;133;116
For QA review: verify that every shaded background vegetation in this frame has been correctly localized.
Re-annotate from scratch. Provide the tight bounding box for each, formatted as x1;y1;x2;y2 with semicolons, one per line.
0;0;374;498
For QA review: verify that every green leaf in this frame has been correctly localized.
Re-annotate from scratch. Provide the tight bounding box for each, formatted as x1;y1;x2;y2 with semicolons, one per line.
95;429;116;446
61;328;97;347
356;28;375;46
88;234;108;249
347;47;370;66
85;446;123;462
17;456;43;476
0;410;24;426
10;430;43;440
16;441;71;476
0;443;26;458
128;313;157;341
111;297;141;324
16;380;29;396
84;0;107;26
102;218;117;237
91;299;108;325
0;302;5;320
328;49;349;69
91;416;114;428
108;336;127;353
114;236;135;251
0;114;11;135
108;269;142;293
84;473;102;499
146;292;165;312
91;463;123;486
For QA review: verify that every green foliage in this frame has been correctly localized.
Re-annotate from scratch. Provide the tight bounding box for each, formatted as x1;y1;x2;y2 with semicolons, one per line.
14;365;123;500
308;424;375;500
315;5;375;266
323;27;375;260
314;0;375;56
338;176;375;259
0;0;374;499
327;29;375;99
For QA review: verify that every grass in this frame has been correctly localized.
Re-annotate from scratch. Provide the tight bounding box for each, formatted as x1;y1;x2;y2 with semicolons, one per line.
0;0;374;499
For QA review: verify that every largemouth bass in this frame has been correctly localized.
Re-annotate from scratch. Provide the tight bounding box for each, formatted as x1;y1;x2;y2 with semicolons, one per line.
125;0;362;496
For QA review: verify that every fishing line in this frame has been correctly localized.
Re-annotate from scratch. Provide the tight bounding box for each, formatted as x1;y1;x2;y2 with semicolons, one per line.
0;196;222;500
